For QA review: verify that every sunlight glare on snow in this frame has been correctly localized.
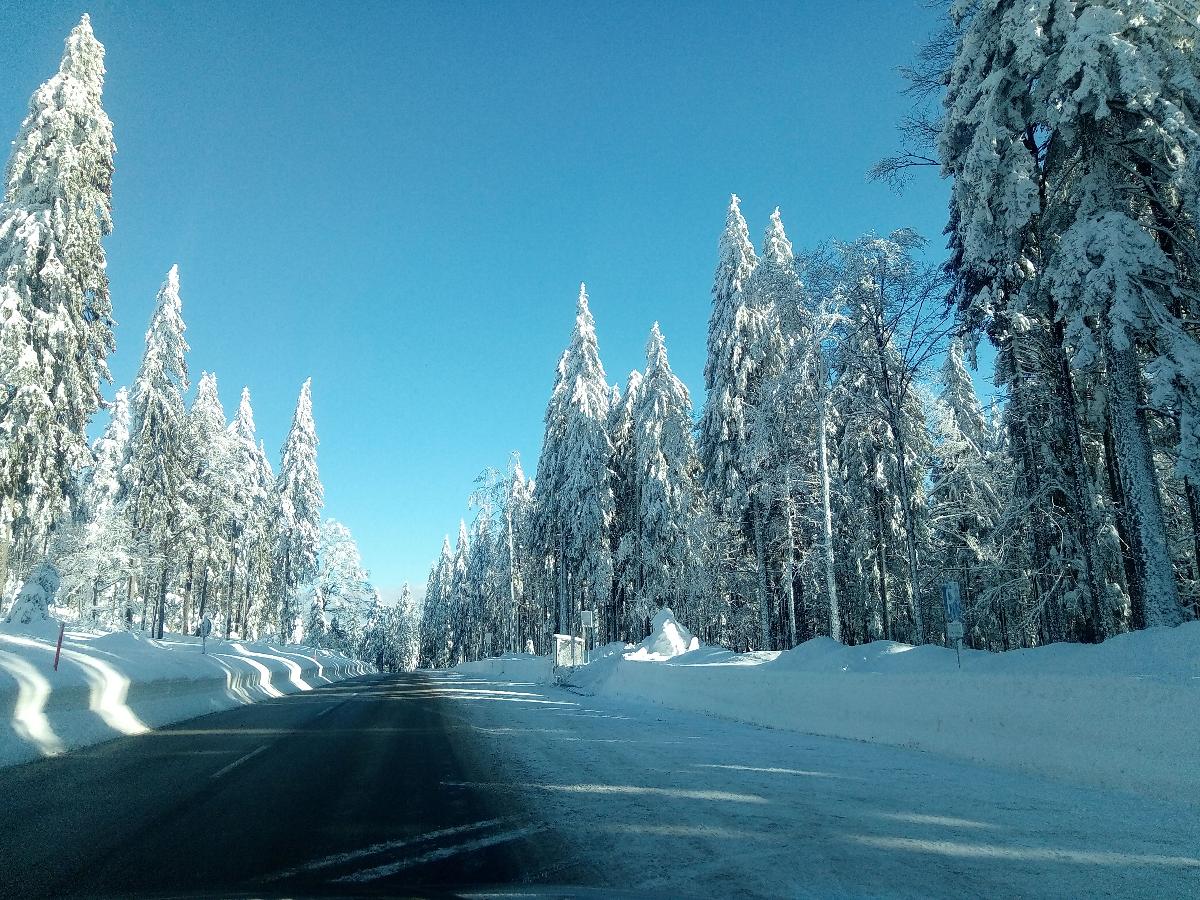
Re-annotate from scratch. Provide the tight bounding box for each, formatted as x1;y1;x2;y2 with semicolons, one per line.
227;644;309;692
0;647;64;756
73;651;149;736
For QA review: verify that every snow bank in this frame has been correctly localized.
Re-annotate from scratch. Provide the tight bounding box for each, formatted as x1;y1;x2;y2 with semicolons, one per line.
454;652;555;683
0;623;371;768
569;622;1200;805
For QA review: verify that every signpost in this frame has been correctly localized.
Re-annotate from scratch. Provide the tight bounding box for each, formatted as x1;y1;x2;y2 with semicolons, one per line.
200;615;212;654
52;622;65;672
942;581;964;669
580;610;595;665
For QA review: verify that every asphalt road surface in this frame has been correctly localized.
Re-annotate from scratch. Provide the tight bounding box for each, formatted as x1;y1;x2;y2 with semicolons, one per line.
0;672;577;898
1;670;1196;899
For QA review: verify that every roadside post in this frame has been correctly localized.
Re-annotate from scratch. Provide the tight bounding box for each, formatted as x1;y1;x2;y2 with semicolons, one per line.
200;614;212;654
53;621;65;671
942;581;964;669
580;610;595;665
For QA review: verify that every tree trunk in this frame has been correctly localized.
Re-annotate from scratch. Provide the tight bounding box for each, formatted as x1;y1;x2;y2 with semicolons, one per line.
783;477;798;649
753;498;771;651
1052;320;1107;640
871;473;891;642
181;549;196;637
1107;339;1183;627
154;565;168;640
817;394;841;642
1185;478;1200;621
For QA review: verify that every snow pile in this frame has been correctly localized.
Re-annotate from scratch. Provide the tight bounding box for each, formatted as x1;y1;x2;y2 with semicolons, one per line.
569;622;1200;805
624;607;699;661
454;652;554;684
3;563;62;638
0;622;371;769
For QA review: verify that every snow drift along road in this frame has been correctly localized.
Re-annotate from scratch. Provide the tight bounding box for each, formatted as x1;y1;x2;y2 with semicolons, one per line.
0;622;370;768
460;612;1200;806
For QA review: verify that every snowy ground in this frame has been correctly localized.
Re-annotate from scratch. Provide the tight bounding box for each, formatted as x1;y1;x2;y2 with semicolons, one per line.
0;622;370;768
463;615;1200;806
433;670;1199;898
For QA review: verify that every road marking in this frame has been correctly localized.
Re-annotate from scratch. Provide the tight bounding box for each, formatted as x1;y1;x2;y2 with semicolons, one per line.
333;823;547;883
313;705;337;719
267;817;512;880
210;744;269;779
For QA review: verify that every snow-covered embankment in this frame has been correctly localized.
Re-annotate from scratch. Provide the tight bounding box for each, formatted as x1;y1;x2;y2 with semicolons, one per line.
0;623;370;768
465;610;1200;805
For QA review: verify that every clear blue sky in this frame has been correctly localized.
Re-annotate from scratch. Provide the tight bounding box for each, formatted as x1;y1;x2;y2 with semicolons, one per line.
0;1;951;597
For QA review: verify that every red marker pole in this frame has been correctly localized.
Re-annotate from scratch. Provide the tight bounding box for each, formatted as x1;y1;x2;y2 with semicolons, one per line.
53;621;65;672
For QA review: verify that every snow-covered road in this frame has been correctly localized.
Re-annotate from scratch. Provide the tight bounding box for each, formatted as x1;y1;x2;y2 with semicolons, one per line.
435;671;1199;898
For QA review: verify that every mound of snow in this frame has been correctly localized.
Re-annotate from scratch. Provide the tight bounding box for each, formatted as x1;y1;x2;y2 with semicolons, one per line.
625;607;700;661
2;563;63;639
455;652;554;683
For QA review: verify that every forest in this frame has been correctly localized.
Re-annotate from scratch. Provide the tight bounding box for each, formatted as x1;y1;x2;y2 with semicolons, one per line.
418;1;1200;664
0;17;416;670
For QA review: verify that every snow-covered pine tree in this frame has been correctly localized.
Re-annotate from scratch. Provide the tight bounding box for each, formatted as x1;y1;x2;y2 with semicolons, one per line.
697;196;761;647
180;373;230;634
124;266;190;639
532;284;614;640
386;582;419;671
753;238;846;645
699;195;759;505
449;519;469;663
309;518;377;656
1036;2;1198;628
938;0;1133;640
54;388;133;624
468;454;533;654
741;209;797;649
242;439;276;638
418;536;454;667
275;378;323;642
633;323;706;635
503;455;535;653
927;341;1004;645
221;388;270;638
831;233;940;644
0;16;116;585
463;506;495;661
608;370;642;641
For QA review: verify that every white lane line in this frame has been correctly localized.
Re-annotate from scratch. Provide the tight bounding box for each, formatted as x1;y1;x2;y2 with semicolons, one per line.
313;704;338;719
333;823;547;883
267;817;512;880
210;744;269;779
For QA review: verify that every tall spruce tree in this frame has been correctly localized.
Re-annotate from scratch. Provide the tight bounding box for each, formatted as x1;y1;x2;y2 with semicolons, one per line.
0;16;116;584
222;388;267;638
633;323;706;632
928;342;1004;645
939;0;1197;636
182;372;230;633
609;370;642;641
275;378;323;641
697;196;765;648
125;266;189;638
532;284;614;639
